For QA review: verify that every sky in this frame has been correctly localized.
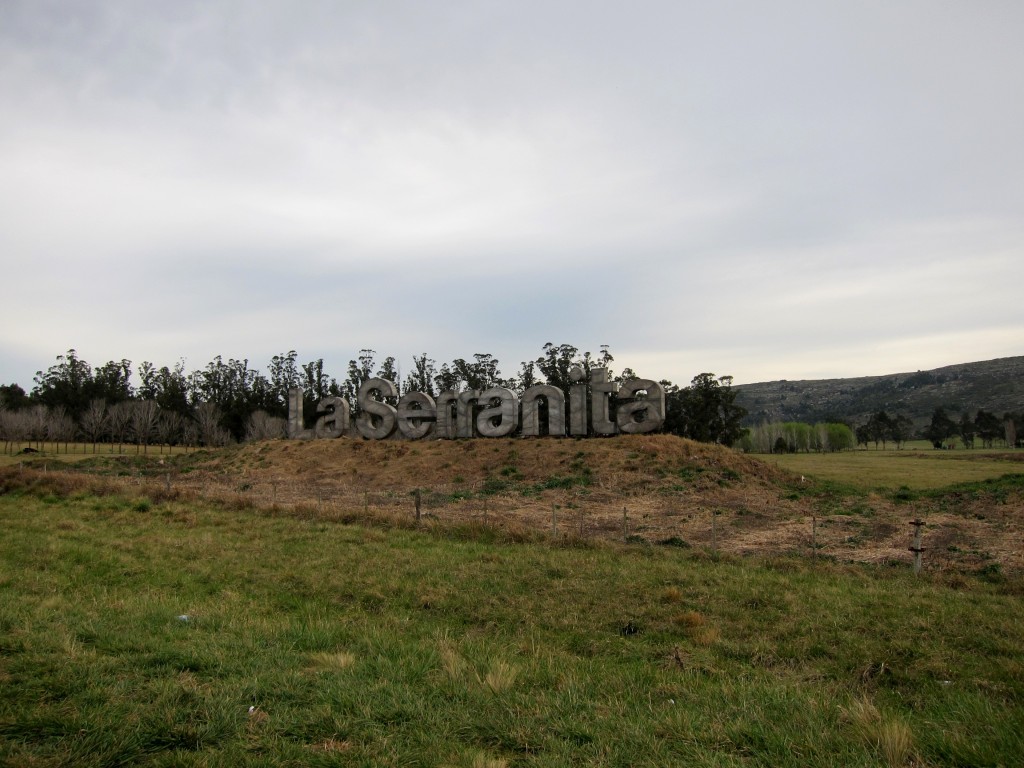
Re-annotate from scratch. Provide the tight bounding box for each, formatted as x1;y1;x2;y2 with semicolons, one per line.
1;1;1022;391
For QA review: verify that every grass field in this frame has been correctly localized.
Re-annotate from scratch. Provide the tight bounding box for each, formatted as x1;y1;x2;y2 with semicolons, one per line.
0;442;191;467
1;477;1022;766
765;447;1022;491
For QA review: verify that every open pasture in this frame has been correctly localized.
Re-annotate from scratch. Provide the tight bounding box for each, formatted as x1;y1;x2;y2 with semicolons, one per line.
1;481;1022;767
765;447;1023;491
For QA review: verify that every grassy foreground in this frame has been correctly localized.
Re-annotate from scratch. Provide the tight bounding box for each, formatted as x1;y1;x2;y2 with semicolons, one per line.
1;486;1022;766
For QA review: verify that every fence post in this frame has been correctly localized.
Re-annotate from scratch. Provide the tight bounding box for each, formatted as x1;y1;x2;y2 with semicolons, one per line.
623;505;628;543
415;488;422;523
909;519;925;575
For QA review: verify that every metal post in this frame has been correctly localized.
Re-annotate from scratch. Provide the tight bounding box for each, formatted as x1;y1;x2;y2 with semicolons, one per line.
415;488;422;523
623;506;628;543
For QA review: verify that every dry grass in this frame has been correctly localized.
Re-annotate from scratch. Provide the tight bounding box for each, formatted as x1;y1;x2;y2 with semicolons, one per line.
482;659;519;694
470;754;509;768
843;697;915;767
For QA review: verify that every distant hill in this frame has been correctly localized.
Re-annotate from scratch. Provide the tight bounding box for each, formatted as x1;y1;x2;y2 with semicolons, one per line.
734;356;1024;428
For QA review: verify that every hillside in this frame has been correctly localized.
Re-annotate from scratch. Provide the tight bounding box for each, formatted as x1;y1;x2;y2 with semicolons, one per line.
734;355;1024;428
17;433;1022;572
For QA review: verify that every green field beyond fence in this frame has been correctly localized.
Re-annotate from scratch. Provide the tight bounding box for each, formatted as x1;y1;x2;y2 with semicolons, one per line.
1;485;1021;766
767;446;1023;490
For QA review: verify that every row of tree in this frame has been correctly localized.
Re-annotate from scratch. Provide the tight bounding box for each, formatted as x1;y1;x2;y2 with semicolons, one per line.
1;346;748;449
732;406;1022;454
742;422;856;453
849;408;1022;450
920;407;1022;449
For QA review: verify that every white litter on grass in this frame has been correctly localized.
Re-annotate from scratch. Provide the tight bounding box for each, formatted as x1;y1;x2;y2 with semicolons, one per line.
249;706;256;714
177;615;190;622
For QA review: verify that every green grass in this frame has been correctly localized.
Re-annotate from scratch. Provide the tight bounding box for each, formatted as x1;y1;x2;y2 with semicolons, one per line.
1;489;1022;766
766;447;1023;491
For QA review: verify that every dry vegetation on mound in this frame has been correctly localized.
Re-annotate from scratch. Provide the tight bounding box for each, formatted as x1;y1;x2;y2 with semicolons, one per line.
6;434;1022;573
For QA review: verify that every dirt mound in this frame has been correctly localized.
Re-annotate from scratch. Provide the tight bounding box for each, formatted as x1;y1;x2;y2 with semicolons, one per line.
208;433;795;494
19;434;1018;573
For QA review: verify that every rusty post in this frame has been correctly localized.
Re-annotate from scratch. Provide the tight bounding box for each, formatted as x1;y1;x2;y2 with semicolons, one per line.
909;519;926;575
415;488;421;523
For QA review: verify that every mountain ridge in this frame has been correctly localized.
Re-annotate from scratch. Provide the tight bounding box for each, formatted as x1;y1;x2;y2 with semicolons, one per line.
734;355;1024;428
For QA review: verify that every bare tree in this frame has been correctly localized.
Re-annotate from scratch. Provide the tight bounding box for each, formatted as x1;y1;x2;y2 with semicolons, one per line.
245;409;286;441
0;409;10;454
180;418;198;451
25;405;48;450
130;400;161;454
80;399;108;453
46;406;76;453
3;410;31;453
195;402;231;447
156;410;184;452
107;401;133;453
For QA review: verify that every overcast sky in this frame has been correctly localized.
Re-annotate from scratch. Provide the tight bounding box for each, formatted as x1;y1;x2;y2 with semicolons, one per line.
2;1;1022;390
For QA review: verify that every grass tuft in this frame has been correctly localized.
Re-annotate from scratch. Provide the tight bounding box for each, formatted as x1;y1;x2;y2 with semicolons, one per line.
482;659;519;694
843;697;915;766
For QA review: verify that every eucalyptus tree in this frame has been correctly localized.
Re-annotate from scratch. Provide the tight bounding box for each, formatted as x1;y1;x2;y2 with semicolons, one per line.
403;353;437;397
32;349;93;420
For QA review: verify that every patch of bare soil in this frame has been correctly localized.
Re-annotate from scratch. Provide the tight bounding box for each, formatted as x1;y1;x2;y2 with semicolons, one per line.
133;434;1022;575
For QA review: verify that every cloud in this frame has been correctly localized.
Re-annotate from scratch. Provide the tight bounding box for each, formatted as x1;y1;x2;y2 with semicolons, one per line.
0;1;1022;390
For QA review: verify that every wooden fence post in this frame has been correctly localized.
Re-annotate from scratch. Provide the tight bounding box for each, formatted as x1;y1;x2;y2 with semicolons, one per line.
909;519;925;575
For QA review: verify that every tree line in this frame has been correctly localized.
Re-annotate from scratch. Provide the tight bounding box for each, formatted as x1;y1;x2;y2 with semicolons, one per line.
919;406;1022;449
726;407;1022;455
742;422;856;453
0;345;748;452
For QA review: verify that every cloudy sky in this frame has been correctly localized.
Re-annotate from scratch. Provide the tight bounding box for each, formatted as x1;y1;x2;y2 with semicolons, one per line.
2;1;1021;390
